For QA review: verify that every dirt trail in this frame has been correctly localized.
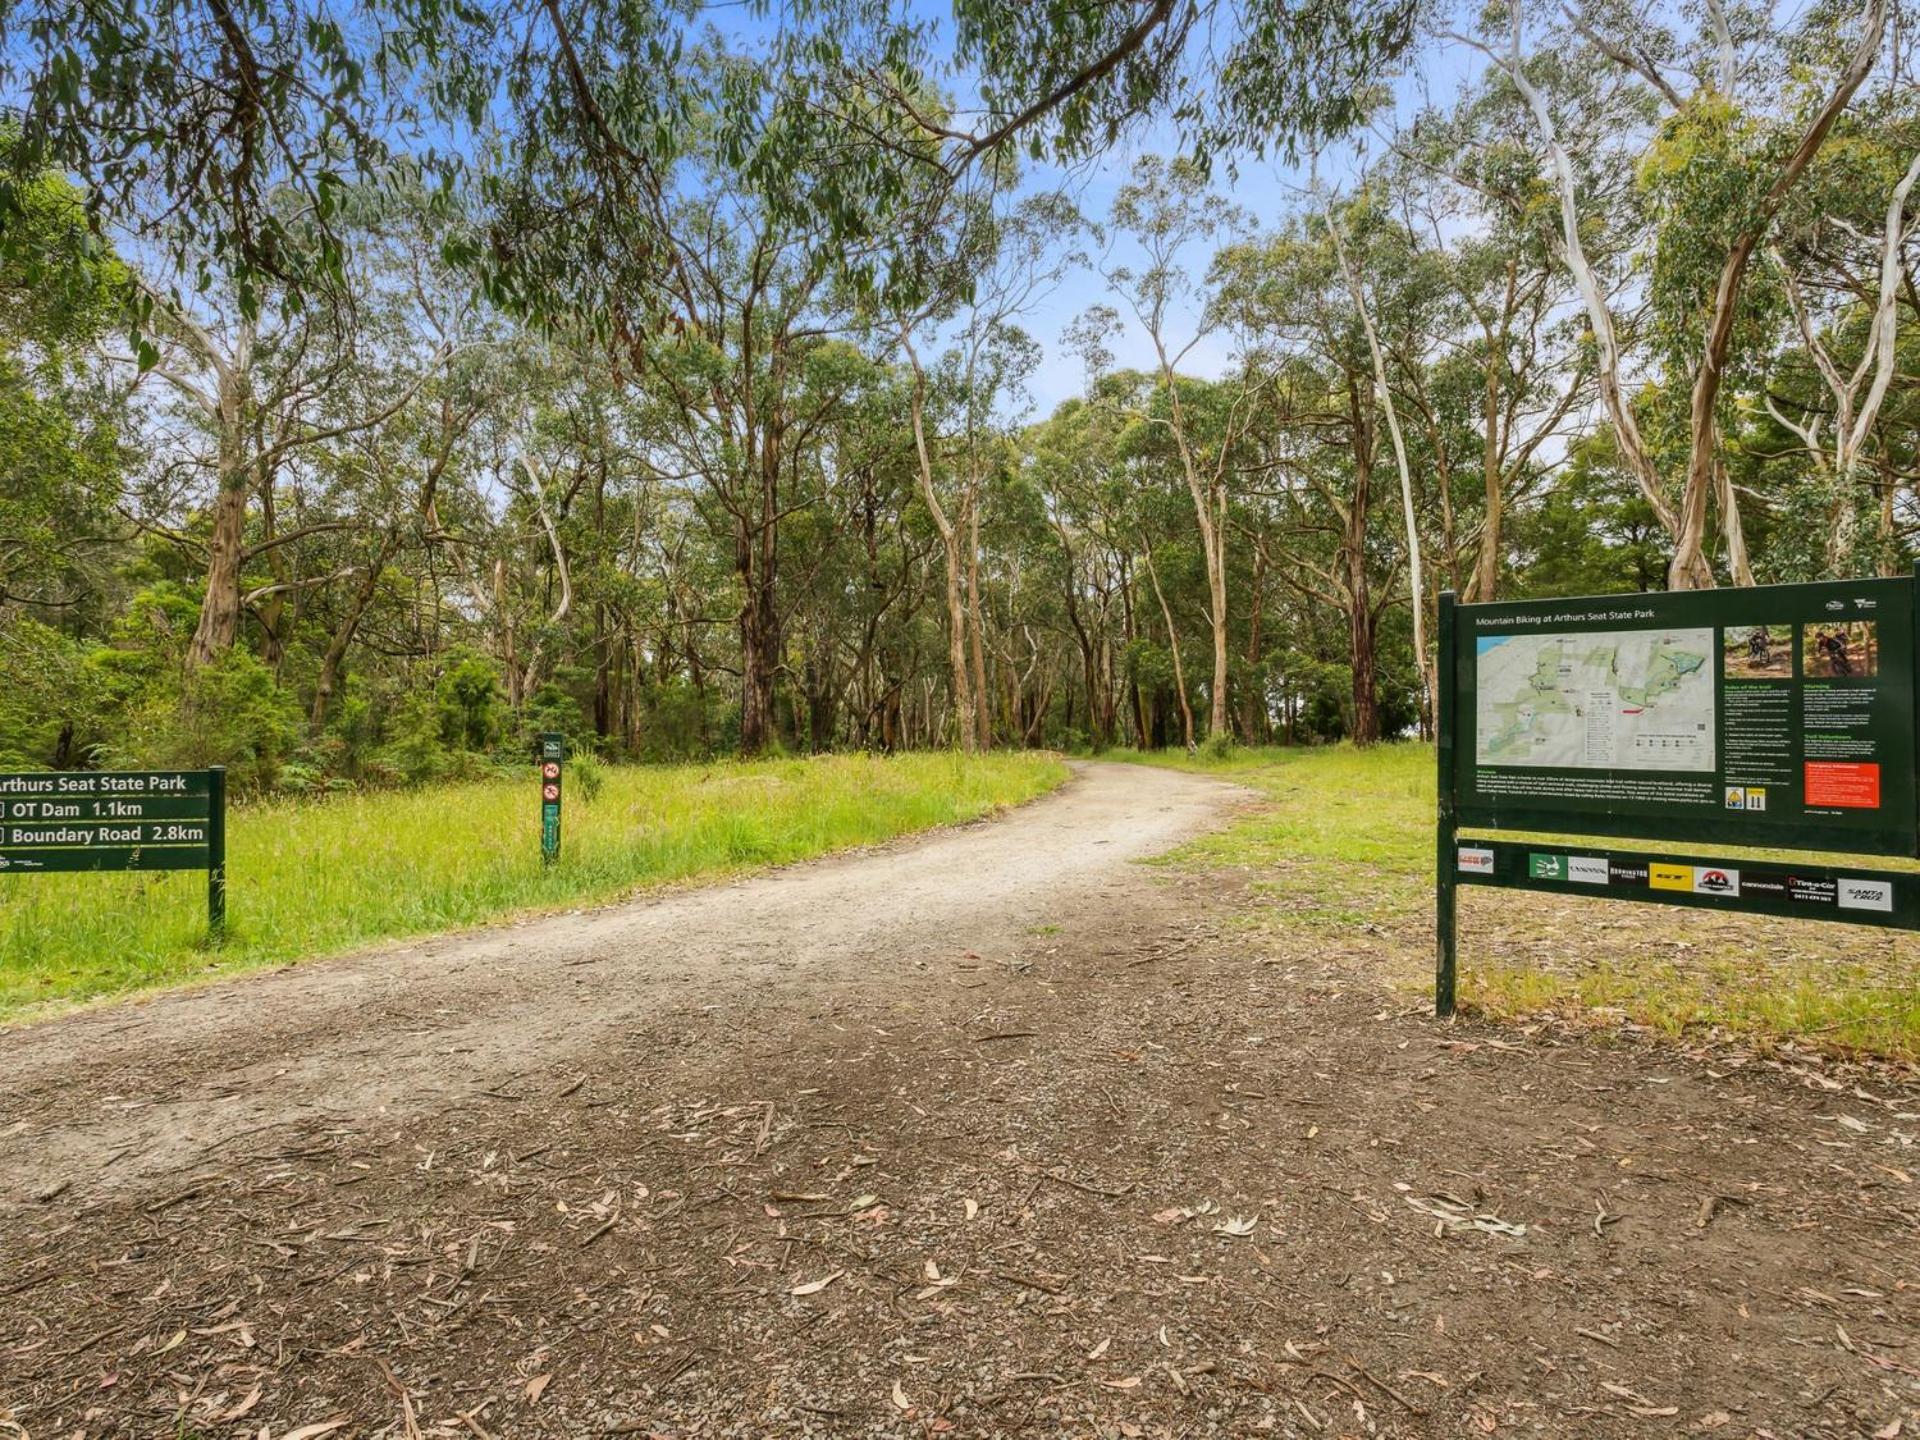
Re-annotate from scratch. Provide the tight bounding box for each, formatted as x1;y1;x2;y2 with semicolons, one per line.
0;762;1245;1207
4;760;1918;1440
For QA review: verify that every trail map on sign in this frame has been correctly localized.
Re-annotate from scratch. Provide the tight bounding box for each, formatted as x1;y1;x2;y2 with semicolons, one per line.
1475;629;1715;771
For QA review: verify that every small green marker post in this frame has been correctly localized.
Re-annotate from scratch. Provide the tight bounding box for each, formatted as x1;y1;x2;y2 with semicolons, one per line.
539;733;564;865
207;765;228;938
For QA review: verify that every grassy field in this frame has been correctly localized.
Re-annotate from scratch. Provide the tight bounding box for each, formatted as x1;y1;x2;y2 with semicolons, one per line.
0;751;1067;1022
1113;744;1920;1063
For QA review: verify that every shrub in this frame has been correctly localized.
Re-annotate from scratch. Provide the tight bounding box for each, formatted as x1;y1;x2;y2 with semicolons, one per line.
436;650;506;751
568;747;606;802
108;647;301;792
521;681;586;751
0;619;99;766
380;691;451;786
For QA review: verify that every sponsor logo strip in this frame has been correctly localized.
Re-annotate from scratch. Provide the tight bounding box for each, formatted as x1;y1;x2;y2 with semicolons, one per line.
1455;845;1894;919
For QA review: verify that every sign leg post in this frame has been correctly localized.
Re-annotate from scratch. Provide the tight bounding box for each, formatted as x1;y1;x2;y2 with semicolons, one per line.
1436;820;1457;1017
1436;591;1458;1017
207;765;227;940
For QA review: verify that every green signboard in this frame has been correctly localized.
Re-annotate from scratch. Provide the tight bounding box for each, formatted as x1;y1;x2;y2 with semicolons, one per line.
0;767;227;931
539;733;563;864
1452;575;1916;855
1436;571;1920;1015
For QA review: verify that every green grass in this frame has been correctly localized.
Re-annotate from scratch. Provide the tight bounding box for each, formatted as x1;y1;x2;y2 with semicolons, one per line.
1108;744;1920;1062
1107;744;1432;928
0;751;1067;1023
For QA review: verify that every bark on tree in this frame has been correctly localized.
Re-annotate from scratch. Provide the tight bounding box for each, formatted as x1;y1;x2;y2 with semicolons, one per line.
902;332;979;752
1324;191;1436;734
1142;548;1195;751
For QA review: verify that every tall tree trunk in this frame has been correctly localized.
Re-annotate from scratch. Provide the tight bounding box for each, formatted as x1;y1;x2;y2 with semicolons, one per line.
310;530;400;730
737;523;777;755
187;440;252;669
1121;556;1148;746
1143;549;1194;751
1240;542;1266;741
1344;399;1380;745
1154;354;1232;740
1053;519;1103;746
966;482;991;750
1326;194;1435;733
903;334;977;752
736;420;783;754
1350;601;1380;744
1475;341;1504;602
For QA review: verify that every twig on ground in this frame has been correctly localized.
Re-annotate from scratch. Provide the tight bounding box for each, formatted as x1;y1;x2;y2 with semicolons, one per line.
1044;1169;1134;1198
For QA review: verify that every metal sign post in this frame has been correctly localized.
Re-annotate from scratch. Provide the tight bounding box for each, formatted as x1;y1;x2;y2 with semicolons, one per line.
0;766;229;937
1436;568;1920;1016
539;733;563;865
1436;592;1459;1017
207;766;227;935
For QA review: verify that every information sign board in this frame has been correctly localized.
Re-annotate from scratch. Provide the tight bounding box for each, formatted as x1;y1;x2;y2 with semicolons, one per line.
1435;573;1920;1015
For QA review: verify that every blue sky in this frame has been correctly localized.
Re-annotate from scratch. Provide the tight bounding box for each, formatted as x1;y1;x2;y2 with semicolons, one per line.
701;0;1489;418
822;2;1492;422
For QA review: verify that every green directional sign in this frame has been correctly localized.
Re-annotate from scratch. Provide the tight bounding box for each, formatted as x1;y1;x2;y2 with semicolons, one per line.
0;767;227;932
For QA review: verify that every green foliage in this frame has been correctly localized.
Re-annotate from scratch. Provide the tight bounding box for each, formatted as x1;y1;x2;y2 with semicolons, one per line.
380;693;453;787
107;648;301;792
0;620;100;767
568;748;606;803
436;652;506;751
521;682;585;751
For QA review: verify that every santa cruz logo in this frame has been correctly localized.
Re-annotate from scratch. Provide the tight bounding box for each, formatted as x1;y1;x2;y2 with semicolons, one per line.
1838;878;1893;912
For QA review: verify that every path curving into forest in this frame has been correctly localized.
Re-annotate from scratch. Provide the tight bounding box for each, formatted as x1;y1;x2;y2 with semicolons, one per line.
0;760;1250;1210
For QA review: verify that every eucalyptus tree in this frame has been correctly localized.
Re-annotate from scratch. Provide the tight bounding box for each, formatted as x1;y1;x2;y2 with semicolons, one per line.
1024;395;1138;746
886;171;999;753
1077;155;1260;740
1215;208;1419;744
1758;64;1920;575
0;163;129;617
944;195;1077;748
1315;178;1435;724
1443;0;1894;587
1387;94;1596;602
117;189;462;673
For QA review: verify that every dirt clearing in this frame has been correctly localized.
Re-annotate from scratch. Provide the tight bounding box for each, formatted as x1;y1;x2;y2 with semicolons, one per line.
3;761;1917;1438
